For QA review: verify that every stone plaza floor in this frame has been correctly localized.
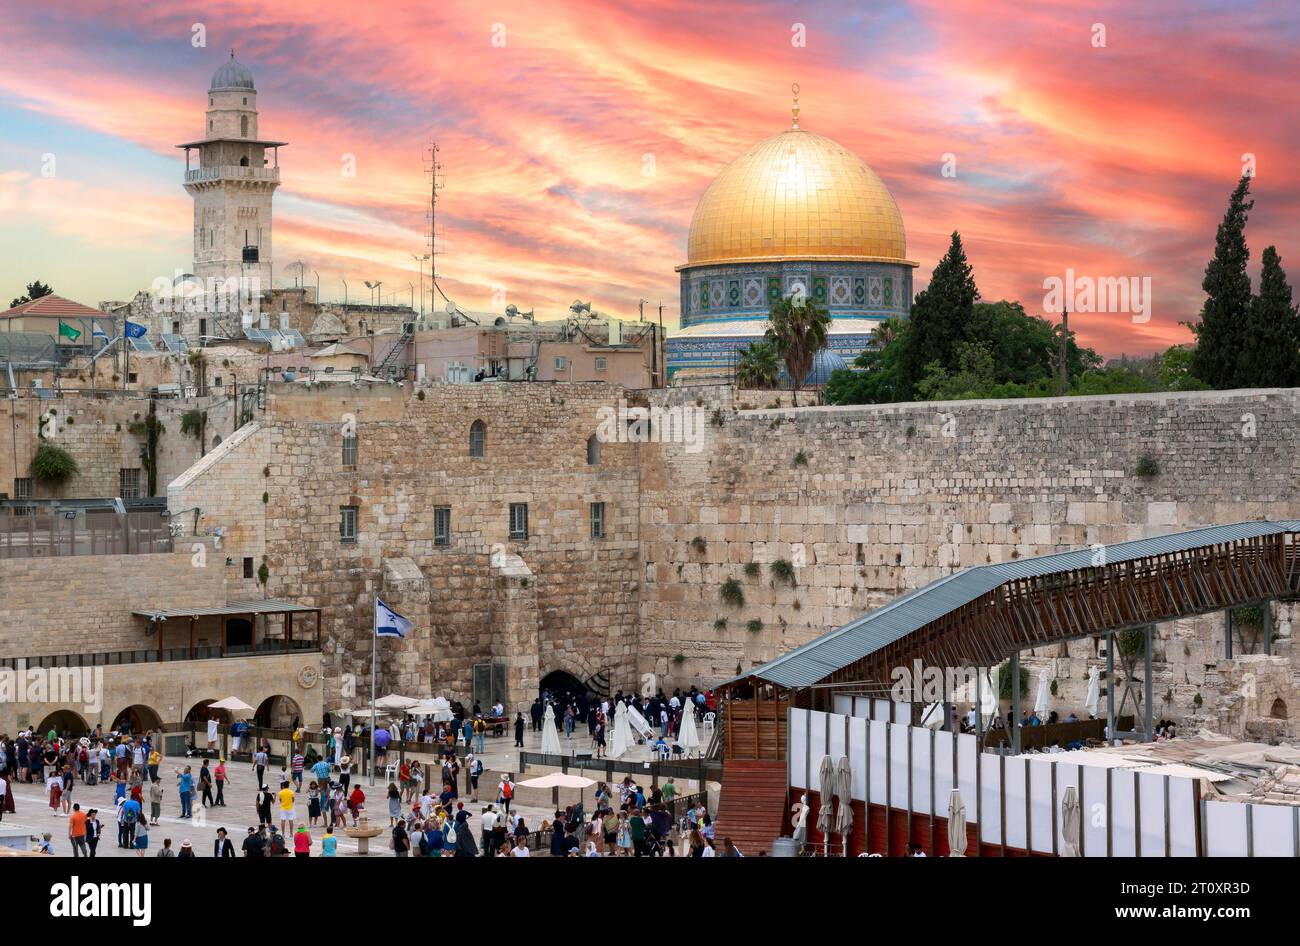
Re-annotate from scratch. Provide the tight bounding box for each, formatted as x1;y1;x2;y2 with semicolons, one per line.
4;723;710;857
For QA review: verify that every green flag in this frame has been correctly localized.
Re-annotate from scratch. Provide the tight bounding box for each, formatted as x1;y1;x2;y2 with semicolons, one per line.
58;321;82;342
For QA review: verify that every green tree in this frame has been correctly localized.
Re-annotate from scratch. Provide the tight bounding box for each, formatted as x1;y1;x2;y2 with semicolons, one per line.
9;280;53;309
765;296;831;406
1190;177;1253;388
1157;346;1211;391
897;232;979;398
1237;246;1300;387
734;340;781;389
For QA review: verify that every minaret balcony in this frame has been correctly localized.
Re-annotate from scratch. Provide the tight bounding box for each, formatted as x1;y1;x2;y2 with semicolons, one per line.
185;165;281;184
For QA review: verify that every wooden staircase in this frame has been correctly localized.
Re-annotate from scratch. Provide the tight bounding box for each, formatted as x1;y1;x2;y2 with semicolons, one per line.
713;759;788;856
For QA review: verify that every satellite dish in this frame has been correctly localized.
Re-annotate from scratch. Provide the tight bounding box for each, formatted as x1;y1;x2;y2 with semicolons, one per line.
505;304;518;317
494;317;507;327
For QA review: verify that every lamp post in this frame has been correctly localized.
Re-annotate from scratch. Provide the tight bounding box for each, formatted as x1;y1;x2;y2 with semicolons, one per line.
411;253;429;317
341;278;348;307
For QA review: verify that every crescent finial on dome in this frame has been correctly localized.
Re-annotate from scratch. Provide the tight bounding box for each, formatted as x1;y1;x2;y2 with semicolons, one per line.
791;82;801;129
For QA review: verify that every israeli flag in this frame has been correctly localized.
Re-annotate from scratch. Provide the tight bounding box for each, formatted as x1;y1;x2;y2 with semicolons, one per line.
92;321;107;339
375;596;414;638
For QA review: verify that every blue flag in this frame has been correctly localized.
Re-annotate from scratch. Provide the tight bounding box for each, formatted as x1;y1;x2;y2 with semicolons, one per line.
92;321;107;339
124;320;147;339
375;596;414;638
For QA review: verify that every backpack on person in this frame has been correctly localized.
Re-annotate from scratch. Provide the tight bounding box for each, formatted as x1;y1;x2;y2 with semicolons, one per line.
502;781;513;800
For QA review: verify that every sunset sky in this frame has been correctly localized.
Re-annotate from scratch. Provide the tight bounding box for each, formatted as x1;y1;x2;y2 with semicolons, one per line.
1;0;1296;356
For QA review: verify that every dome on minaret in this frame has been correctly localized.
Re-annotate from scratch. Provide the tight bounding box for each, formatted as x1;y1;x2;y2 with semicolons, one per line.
210;50;255;91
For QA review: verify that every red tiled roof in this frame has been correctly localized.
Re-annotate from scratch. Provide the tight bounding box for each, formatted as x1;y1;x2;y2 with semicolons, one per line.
0;294;105;320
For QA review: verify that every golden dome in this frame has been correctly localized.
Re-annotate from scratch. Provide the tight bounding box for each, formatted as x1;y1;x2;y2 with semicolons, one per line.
683;128;909;267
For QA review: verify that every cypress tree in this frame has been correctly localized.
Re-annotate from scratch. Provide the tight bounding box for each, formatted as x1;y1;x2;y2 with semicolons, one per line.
1238;246;1300;387
1191;177;1253;388
897;231;978;399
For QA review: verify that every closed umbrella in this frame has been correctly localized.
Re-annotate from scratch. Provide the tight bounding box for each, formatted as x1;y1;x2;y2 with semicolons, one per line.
1084;667;1100;718
947;788;968;857
979;667;998;728
920;702;945;730
1034;670;1050;719
816;754;835;856
626;703;655;740
677;702;701;756
610;701;631;759
834;755;854;855
540;703;562;755
1060;785;1081;857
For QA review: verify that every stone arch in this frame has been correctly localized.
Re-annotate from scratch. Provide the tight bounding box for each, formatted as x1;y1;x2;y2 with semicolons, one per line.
541;652;609;696
586;433;601;466
110;704;164;735
254;694;303;729
184;699;219;724
540;669;587;698
35;708;90;739
1270;697;1288;719
469;419;486;457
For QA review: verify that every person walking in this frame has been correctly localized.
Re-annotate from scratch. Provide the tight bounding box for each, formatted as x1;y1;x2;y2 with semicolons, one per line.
199;761;214;808
255;784;273;827
68;803;88;857
253;746;267;788
294;825;312;857
497;774;514;814
278;780;296;836
84;809;100;857
149;778;162;825
392;820;410;857
214;758;227;806
514;712;525;747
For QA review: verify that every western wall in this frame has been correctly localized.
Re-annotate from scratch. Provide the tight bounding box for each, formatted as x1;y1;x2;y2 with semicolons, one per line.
157;381;1300;739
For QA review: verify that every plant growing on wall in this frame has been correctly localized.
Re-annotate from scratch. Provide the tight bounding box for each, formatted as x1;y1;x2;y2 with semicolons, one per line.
770;558;797;586
713;618;727;632
127;404;164;496
1135;453;1160;477
1050;679;1059;697
743;562;760;578
793;450;809;467
720;578;744;608
31;443;79;484
672;653;686;665
1116;627;1146;658
690;536;707;553
710;408;724;427
180;409;205;438
997;663;1031;701
257;562;269;587
746;618;763;633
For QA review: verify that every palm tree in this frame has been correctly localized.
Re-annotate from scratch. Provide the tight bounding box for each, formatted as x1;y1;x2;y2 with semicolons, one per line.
735;340;781;389
765;296;831;406
869;316;901;350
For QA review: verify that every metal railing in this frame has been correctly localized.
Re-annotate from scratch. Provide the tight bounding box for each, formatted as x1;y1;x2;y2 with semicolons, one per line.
0;501;172;559
516;751;722;785
185;165;280;184
0;639;317;670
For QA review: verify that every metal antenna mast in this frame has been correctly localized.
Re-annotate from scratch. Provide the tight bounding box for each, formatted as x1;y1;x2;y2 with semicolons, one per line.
423;143;445;286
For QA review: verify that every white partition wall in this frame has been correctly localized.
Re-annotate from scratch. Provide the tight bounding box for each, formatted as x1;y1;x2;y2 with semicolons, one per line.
786;706;1237;857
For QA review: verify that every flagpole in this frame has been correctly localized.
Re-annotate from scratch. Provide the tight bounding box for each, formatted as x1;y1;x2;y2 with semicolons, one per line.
370;597;377;787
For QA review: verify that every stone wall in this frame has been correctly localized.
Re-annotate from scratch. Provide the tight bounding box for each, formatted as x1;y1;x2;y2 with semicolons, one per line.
636;386;1300;732
170;382;643;710
1;393;232;501
0;551;225;656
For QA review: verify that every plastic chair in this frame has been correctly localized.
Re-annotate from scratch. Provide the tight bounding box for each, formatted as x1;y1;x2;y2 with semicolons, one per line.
702;712;716;736
384;762;399;782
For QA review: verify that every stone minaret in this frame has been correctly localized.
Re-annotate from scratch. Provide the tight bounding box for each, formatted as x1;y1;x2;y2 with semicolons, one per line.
177;51;286;291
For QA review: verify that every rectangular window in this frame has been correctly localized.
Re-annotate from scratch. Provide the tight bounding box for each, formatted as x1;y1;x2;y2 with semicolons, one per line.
340;505;358;543
172;320;181;335
434;506;451;547
590;501;605;539
13;478;33;515
594;357;607;372
199;318;207;338
342;434;358;467
554;356;567;371
243;557;254;579
509;502;528;540
118;468;142;499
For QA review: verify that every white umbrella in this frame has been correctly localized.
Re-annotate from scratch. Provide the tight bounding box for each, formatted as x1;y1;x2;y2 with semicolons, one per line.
980;667;999;728
374;694;419;711
677;702;701;756
541;703;562;754
408;697;453;721
833;755;854;855
626;703;655;740
1085;667;1101;718
610;701;631;759
207;697;255;716
516;772;596;790
1034;670;1050;719
815;755;835;856
947;789;968;857
1060;785;1081;857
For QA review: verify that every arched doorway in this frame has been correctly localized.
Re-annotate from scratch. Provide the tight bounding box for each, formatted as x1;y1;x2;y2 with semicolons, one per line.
184;699;218;724
112;704;164;735
540;670;589;700
35;709;90;740
1271;698;1288;719
254;695;303;729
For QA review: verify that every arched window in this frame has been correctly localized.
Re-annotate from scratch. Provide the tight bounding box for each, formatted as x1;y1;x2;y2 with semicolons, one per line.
1271;698;1288;719
469;420;486;458
586;434;601;466
240;156;249;167
240;115;249;137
